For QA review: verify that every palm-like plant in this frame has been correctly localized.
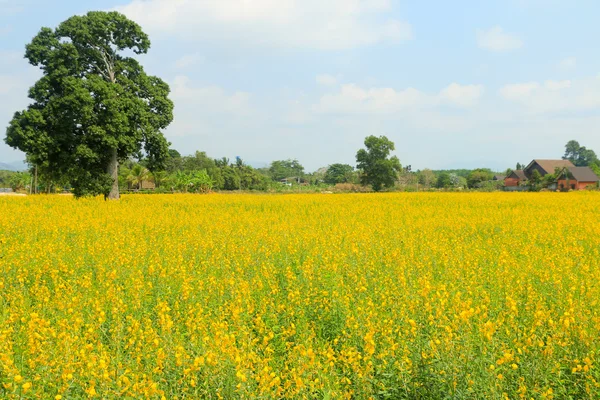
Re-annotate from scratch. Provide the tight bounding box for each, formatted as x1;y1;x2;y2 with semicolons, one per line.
152;171;168;189
127;164;150;191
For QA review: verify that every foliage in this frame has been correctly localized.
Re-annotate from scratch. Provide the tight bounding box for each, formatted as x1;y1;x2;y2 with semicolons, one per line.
1;193;600;398
269;159;304;181
0;171;21;188
173;170;214;193
436;172;452;188
467;168;494;188
563;140;599;167
529;170;543;191
324;164;354;185
126;164;151;190
4;11;173;199
152;171;168;189
7;172;31;191
450;173;467;189
356;135;402;192
417;169;436;188
476;179;504;192
222;166;242;190
432;169;472;178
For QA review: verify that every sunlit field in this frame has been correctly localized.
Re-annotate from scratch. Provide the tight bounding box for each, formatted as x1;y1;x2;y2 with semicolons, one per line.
1;193;599;399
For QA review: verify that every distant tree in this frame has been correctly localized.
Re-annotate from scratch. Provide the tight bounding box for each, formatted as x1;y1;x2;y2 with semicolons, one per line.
541;171;558;189
127;164;151;190
450;173;467;189
417;169;437;188
183;151;216;171
188;171;214;193
173;170;213;193
5;11;173;199
9;172;30;192
165;149;183;172
168;149;181;159
222;166;241;190
467;168;494;188
398;168;417;187
436;172;452;189
235;156;245;169
355;135;402;192
214;157;230;168
239;166;269;190
325;164;354;185
516;163;524;170
269;159;304;181
529;170;542;191
563;140;599;167
152;171;168;189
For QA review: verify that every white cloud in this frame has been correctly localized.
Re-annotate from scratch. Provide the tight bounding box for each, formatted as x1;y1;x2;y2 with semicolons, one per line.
316;74;339;86
544;79;571;91
499;77;600;113
115;0;413;50
166;75;255;138
171;75;252;116
316;82;484;114
173;53;204;69
558;57;577;70
439;83;484;107
499;82;540;99
476;26;523;51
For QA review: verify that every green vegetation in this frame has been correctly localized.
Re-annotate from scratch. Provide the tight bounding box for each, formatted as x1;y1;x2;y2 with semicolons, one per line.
5;11;173;199
355;135;402;192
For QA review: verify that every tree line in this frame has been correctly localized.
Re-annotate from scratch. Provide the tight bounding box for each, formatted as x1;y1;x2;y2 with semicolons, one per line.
2;11;597;196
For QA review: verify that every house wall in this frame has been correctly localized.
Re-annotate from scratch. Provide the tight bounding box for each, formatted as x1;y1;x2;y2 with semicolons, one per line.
504;178;520;187
141;180;156;190
557;180;598;190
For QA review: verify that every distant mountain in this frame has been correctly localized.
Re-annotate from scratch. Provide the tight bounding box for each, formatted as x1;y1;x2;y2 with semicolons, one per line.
0;161;27;171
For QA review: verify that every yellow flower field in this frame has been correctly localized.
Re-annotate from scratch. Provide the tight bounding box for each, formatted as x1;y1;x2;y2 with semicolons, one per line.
1;193;599;399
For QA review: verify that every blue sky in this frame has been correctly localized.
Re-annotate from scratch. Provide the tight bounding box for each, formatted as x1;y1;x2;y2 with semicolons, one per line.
2;0;600;171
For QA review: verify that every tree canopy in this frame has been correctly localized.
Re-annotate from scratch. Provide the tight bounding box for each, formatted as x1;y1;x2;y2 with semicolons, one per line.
5;11;173;199
324;164;354;185
269;159;304;181
467;168;494;188
563;140;599;167
356;135;402;192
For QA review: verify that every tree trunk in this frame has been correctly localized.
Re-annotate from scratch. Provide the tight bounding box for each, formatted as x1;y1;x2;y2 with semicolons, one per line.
107;148;120;200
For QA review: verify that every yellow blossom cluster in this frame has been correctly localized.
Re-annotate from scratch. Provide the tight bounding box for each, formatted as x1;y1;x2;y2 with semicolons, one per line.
0;193;599;398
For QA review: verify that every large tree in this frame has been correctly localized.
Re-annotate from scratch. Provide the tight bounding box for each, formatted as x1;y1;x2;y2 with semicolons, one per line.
563;140;599;167
269;159;304;181
324;163;354;185
5;11;173;199
356;135;402;192
467;168;494;189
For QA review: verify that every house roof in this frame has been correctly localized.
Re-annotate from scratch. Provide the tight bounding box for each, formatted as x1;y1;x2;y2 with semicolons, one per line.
565;167;599;182
493;175;505;180
526;159;574;174
507;170;526;180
